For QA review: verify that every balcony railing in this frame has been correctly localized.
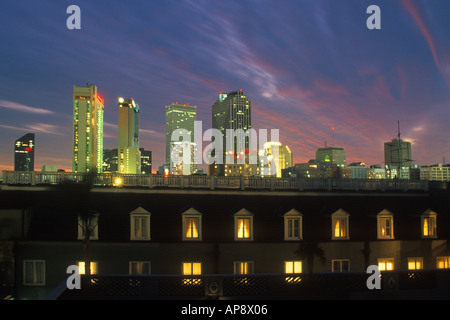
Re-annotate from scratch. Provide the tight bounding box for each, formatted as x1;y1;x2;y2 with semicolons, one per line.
1;170;430;192
46;270;450;300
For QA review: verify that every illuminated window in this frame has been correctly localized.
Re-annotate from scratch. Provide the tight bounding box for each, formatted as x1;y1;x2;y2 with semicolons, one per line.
284;261;302;274
378;258;394;271
331;209;349;240
377;210;394;239
284;209;303;240
408;258;423;270
183;262;202;275
234;261;254;275
421;210;437;239
129;261;151;275
437;257;450;269
78;261;98;275
130;207;151;240
23;260;45;286
77;213;99;240
332;259;350;272
234;209;253;240
182;208;202;241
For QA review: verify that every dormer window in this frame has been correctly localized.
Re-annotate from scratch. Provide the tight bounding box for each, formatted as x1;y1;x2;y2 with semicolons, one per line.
182;208;202;241
331;209;349;240
78;212;99;240
283;209;303;241
234;208;254;240
130;207;151;240
377;210;394;239
421;210;437;239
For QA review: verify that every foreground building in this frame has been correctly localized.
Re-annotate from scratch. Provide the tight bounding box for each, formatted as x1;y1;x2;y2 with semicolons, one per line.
1;181;449;300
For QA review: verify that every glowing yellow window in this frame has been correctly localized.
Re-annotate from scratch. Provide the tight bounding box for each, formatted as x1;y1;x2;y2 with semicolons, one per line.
378;258;394;271
331;210;349;240
408;258;423;270
183;262;202;275
237;218;250;239
284;261;302;274
78;261;98;275
422;211;437;239
437;257;450;269
377;211;394;239
185;218;199;239
182;208;202;241
234;261;253;275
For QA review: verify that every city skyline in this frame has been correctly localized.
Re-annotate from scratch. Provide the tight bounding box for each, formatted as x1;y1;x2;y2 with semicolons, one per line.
0;1;449;173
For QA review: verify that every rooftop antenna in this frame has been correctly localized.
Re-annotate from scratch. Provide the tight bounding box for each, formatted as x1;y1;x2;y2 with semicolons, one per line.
332;127;335;147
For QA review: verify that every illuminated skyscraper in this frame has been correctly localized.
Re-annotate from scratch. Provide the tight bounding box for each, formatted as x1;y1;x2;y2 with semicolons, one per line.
260;142;292;177
165;103;197;174
211;90;252;175
118;97;141;174
14;133;35;171
316;147;347;167
72;84;104;173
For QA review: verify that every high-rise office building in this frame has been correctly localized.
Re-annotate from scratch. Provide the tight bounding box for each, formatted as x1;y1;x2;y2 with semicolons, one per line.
211;90;252;175
118;97;141;174
14;133;35;171
72;84;104;173
384;138;412;169
165;103;197;174
103;148;118;173
260;142;292;177
140;148;152;174
316;147;347;167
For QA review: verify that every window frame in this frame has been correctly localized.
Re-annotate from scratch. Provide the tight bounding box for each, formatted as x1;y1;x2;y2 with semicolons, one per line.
332;259;350;272
377;210;394;240
331;209;349;240
284;260;303;274
421;210;437;239
23;260;45;286
437;256;450;269
77;261;98;275
129;261;151;275
182;262;202;275
233;261;254;275
377;258;394;271
77;213;99;240
234;208;254;241
283;209;303;241
408;257;423;270
129;207;151;241
182;208;202;241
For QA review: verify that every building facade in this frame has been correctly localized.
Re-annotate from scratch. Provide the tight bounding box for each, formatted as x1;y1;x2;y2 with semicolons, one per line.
72;84;104;173
140;148;152;174
14;133;35;172
118;97;141;174
2;185;449;299
165;103;196;164
316;147;346;167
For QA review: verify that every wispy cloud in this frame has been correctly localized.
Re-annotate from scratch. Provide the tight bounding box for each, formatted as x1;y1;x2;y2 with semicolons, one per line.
0;99;54;114
0;123;63;135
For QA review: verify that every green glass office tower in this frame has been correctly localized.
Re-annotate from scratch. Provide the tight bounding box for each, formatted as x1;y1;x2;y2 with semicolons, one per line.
118;97;141;174
72;84;104;173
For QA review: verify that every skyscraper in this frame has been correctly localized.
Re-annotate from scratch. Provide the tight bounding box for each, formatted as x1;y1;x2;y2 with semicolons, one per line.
139;148;152;174
259;142;292;177
165;103;197;174
211;90;251;175
14;133;35;171
118;97;141;174
384;138;412;168
315;147;347;167
72;84;104;173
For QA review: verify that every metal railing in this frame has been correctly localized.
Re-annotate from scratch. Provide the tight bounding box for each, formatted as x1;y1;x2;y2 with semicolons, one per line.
1;171;430;192
46;269;450;300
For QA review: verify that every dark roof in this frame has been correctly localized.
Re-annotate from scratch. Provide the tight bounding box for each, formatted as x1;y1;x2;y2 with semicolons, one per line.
1;187;450;243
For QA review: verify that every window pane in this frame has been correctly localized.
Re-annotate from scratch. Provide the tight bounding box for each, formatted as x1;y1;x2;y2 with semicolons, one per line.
237;218;250;238
285;261;293;274
186;218;199;238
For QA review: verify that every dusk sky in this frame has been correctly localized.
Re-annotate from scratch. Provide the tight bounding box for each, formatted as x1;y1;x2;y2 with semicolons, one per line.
0;0;448;173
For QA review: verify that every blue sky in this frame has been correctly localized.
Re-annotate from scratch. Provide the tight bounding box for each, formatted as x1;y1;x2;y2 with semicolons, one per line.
0;0;448;172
